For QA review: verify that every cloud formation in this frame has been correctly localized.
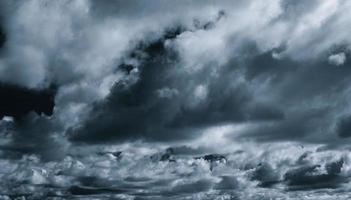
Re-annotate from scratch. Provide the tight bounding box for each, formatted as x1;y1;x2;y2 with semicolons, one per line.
4;1;351;198
0;0;351;165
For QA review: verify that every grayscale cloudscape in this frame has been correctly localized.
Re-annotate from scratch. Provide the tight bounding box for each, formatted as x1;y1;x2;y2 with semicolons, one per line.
1;0;351;199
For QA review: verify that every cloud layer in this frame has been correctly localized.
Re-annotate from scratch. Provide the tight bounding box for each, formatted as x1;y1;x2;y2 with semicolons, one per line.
2;0;351;197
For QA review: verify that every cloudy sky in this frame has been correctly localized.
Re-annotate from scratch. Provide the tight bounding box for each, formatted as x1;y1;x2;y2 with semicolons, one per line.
1;0;351;199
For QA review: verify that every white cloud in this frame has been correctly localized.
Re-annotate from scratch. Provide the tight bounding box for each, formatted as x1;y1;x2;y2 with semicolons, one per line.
328;52;346;66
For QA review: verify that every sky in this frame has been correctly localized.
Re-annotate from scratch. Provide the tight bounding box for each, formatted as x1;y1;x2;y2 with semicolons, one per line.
1;0;351;199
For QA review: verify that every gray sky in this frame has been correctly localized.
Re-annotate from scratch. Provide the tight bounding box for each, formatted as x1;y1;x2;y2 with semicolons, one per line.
3;1;351;198
0;0;351;159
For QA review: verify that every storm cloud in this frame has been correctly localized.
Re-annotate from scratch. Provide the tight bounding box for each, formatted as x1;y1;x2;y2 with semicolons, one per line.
0;0;350;153
2;0;351;198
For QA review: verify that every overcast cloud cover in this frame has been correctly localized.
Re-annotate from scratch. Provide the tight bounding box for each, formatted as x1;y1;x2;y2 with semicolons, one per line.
2;0;351;199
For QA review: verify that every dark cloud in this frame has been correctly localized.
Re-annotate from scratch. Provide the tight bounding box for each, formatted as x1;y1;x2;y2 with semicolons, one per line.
69;33;285;144
1;0;351;188
250;162;279;187
243;48;297;82
0;83;56;120
336;115;351;138
284;160;345;190
222;45;351;143
70;37;351;144
0;112;65;161
237;108;331;142
4;1;351;199
0;24;6;49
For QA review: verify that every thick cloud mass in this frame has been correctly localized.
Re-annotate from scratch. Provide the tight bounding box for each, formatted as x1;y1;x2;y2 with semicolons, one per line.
2;0;351;198
0;83;55;119
1;0;351;154
69;34;284;143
